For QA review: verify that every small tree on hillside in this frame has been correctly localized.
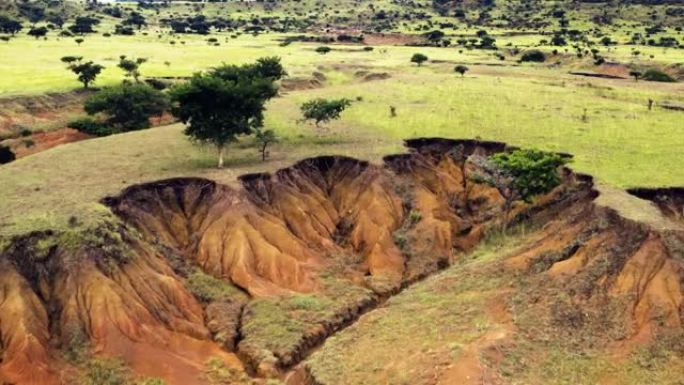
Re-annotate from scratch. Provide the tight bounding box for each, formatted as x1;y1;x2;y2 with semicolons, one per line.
28;26;48;39
123;12;146;30
61;57;104;89
300;98;352;127
254;128;277;161
315;46;332;54
170;57;286;168
454;65;469;77
118;55;147;82
84;83;169;132
0;16;23;35
411;53;428;66
470;149;568;231
46;14;65;29
68;16;99;34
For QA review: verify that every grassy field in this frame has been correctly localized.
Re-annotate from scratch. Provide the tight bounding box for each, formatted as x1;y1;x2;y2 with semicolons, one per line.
0;32;683;238
305;228;684;385
0;0;682;239
306;227;684;385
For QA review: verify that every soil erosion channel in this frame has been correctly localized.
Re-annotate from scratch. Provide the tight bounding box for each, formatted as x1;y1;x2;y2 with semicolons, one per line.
0;139;682;385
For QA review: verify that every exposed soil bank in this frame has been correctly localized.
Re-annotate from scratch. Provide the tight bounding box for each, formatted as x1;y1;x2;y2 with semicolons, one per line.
0;90;92;138
628;187;684;222
1;138;683;385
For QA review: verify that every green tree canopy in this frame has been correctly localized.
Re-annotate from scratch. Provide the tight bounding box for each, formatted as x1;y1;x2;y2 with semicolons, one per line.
61;58;104;89
118;55;147;82
170;57;286;168
300;98;352;127
28;26;48;39
454;65;469;77
0;16;23;35
84;83;169;132
471;148;569;228
411;53;429;66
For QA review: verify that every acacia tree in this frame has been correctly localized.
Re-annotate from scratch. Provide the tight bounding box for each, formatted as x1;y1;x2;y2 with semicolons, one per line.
315;46;332;54
300;98;352;127
170;57;286;168
61;56;104;89
411;53;428;66
254;128;277;161
0;16;23;35
454;65;469;77
118;55;147;82
28;26;48;39
470;149;568;231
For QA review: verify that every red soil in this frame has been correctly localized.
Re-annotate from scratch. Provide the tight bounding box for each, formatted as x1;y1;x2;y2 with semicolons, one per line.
1;138;683;385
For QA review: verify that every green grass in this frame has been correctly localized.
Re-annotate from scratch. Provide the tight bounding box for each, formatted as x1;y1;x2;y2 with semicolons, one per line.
0;15;682;240
238;277;373;368
305;230;519;385
0;47;682;238
305;221;684;385
185;269;246;303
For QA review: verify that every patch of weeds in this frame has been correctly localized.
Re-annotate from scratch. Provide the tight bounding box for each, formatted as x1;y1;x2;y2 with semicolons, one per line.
324;251;364;276
407;210;422;226
364;274;399;295
393;180;415;211
204;357;255;385
289;294;331;312
240;285;372;368
62;326;90;364
84;358;130;385
186;269;246;303
136;379;167;385
392;231;410;253
332;216;355;247
463;222;534;264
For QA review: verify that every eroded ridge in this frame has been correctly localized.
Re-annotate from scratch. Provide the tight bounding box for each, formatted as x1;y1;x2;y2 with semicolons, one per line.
0;138;682;385
628;187;684;224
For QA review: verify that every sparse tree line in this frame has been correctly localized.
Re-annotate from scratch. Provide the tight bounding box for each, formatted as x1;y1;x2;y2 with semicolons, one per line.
59;56;360;168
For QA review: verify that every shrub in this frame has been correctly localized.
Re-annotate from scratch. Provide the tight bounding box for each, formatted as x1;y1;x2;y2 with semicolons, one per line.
61;58;104;89
144;78;169;90
454;65;469;77
0;145;15;164
85;83;169;132
520;50;546;62
470;149;568;230
411;53;428;66
642;69;676;83
84;358;129;385
315;46;332;54
408;210;422;226
254;128;277;161
300;98;352;126
136;379;166;385
68;117;114;137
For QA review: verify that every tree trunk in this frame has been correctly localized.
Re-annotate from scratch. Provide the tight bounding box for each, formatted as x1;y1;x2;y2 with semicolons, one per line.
217;146;225;168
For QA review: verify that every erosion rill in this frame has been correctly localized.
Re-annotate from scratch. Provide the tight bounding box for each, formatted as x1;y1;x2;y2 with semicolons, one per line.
0;139;682;385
